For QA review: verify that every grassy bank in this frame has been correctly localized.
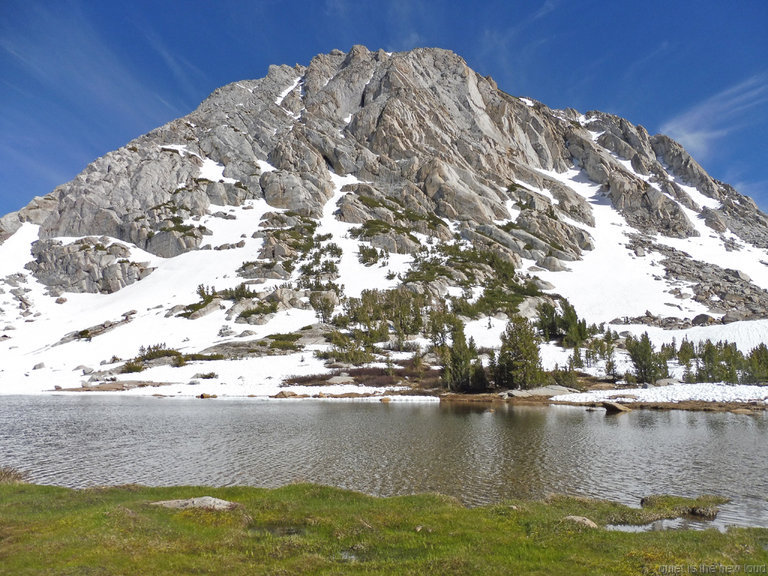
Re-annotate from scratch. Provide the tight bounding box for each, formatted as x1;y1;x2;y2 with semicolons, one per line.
0;478;766;575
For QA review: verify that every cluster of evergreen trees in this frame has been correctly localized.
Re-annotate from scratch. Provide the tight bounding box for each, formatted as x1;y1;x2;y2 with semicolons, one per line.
673;337;768;384
435;313;543;393
311;285;768;391
536;301;590;347
615;332;768;385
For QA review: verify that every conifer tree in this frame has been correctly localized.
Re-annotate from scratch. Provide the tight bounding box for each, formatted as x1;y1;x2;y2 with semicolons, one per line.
625;332;668;384
495;315;542;390
744;343;768;383
443;322;472;391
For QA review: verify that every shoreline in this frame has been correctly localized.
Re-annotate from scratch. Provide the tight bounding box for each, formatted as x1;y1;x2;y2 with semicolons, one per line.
5;383;767;414
440;392;768;413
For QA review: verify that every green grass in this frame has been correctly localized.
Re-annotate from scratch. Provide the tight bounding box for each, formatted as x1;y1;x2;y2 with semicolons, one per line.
0;481;765;575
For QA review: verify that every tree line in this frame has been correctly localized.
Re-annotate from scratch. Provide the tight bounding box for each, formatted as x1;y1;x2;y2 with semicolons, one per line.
310;288;768;392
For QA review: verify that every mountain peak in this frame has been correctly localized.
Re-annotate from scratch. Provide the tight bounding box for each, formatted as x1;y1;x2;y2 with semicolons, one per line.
1;46;767;395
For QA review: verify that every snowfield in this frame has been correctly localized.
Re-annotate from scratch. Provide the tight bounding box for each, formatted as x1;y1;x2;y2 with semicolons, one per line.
0;172;417;399
533;168;714;322
552;382;768;405
1;164;767;405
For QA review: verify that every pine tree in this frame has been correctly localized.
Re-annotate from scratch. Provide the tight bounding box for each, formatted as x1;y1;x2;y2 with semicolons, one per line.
536;302;559;341
443;321;473;392
625;332;668;384
495;316;542;390
470;359;490;392
678;338;696;367
744;343;768;383
310;292;336;323
570;346;584;369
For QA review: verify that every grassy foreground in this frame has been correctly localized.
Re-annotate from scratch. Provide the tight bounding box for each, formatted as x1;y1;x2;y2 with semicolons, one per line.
0;478;766;575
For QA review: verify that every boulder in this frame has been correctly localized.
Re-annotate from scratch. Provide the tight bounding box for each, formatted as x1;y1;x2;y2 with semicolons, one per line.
26;237;154;294
151;497;239;511
562;515;598;529
691;313;715;326
603;401;631;414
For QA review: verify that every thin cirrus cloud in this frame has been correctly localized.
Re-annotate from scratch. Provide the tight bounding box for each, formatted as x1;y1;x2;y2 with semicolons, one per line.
660;75;768;161
0;4;182;131
140;28;207;106
323;0;427;51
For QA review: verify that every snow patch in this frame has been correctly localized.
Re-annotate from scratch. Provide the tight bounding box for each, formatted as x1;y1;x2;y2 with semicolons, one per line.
275;77;301;106
159;144;200;159
553;382;768;405
532;168;711;323
199;158;237;184
317;172;413;299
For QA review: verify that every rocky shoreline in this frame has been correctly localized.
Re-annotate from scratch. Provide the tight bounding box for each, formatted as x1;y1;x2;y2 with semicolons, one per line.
49;376;768;414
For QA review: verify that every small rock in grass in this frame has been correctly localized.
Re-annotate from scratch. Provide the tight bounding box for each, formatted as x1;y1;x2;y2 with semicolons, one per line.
563;515;598;529
152;496;238;511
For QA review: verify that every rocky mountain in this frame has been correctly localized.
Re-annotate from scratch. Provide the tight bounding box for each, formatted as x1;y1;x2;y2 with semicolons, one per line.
2;45;767;396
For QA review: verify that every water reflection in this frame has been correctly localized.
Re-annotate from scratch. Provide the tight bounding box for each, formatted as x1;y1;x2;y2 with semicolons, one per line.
0;395;766;527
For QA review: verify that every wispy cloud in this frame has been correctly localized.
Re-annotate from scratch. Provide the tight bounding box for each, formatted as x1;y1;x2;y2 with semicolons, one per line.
622;41;671;81
323;0;427;52
660;75;768;160
479;0;560;54
324;0;350;18
533;0;559;20
0;2;183;129
384;0;427;51
475;0;561;91
141;29;206;104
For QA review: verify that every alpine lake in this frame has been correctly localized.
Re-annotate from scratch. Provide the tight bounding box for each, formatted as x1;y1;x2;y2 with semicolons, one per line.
1;394;766;529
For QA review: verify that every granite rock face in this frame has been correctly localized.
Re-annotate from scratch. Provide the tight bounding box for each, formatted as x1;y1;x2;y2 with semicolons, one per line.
25;237;154;295
1;45;767;320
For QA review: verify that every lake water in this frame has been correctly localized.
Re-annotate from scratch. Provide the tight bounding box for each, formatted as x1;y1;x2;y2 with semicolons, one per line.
1;395;767;528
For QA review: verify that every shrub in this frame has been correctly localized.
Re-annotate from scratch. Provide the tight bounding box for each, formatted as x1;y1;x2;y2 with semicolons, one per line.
265;333;304;351
315;330;374;365
219;283;260;300
179;285;216;318
551;365;578;388
183;353;224;362
310;292;336;323
238;301;278;319
358;245;380;266
121;361;145;374
0;466;28;484
137;343;182;361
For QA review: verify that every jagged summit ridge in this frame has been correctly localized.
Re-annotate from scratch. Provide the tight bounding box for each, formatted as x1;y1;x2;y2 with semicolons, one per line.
1;45;768;395
1;46;766;298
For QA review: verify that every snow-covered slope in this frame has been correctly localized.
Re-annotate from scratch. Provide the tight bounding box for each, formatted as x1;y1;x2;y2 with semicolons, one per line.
2;46;767;398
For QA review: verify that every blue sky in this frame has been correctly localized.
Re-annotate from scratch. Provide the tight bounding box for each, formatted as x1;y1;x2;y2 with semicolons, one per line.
1;0;766;216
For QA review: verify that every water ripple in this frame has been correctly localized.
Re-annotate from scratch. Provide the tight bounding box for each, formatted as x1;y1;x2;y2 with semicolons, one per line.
0;396;766;527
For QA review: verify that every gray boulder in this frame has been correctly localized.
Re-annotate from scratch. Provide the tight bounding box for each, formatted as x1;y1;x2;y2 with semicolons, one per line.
25;237;154;294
